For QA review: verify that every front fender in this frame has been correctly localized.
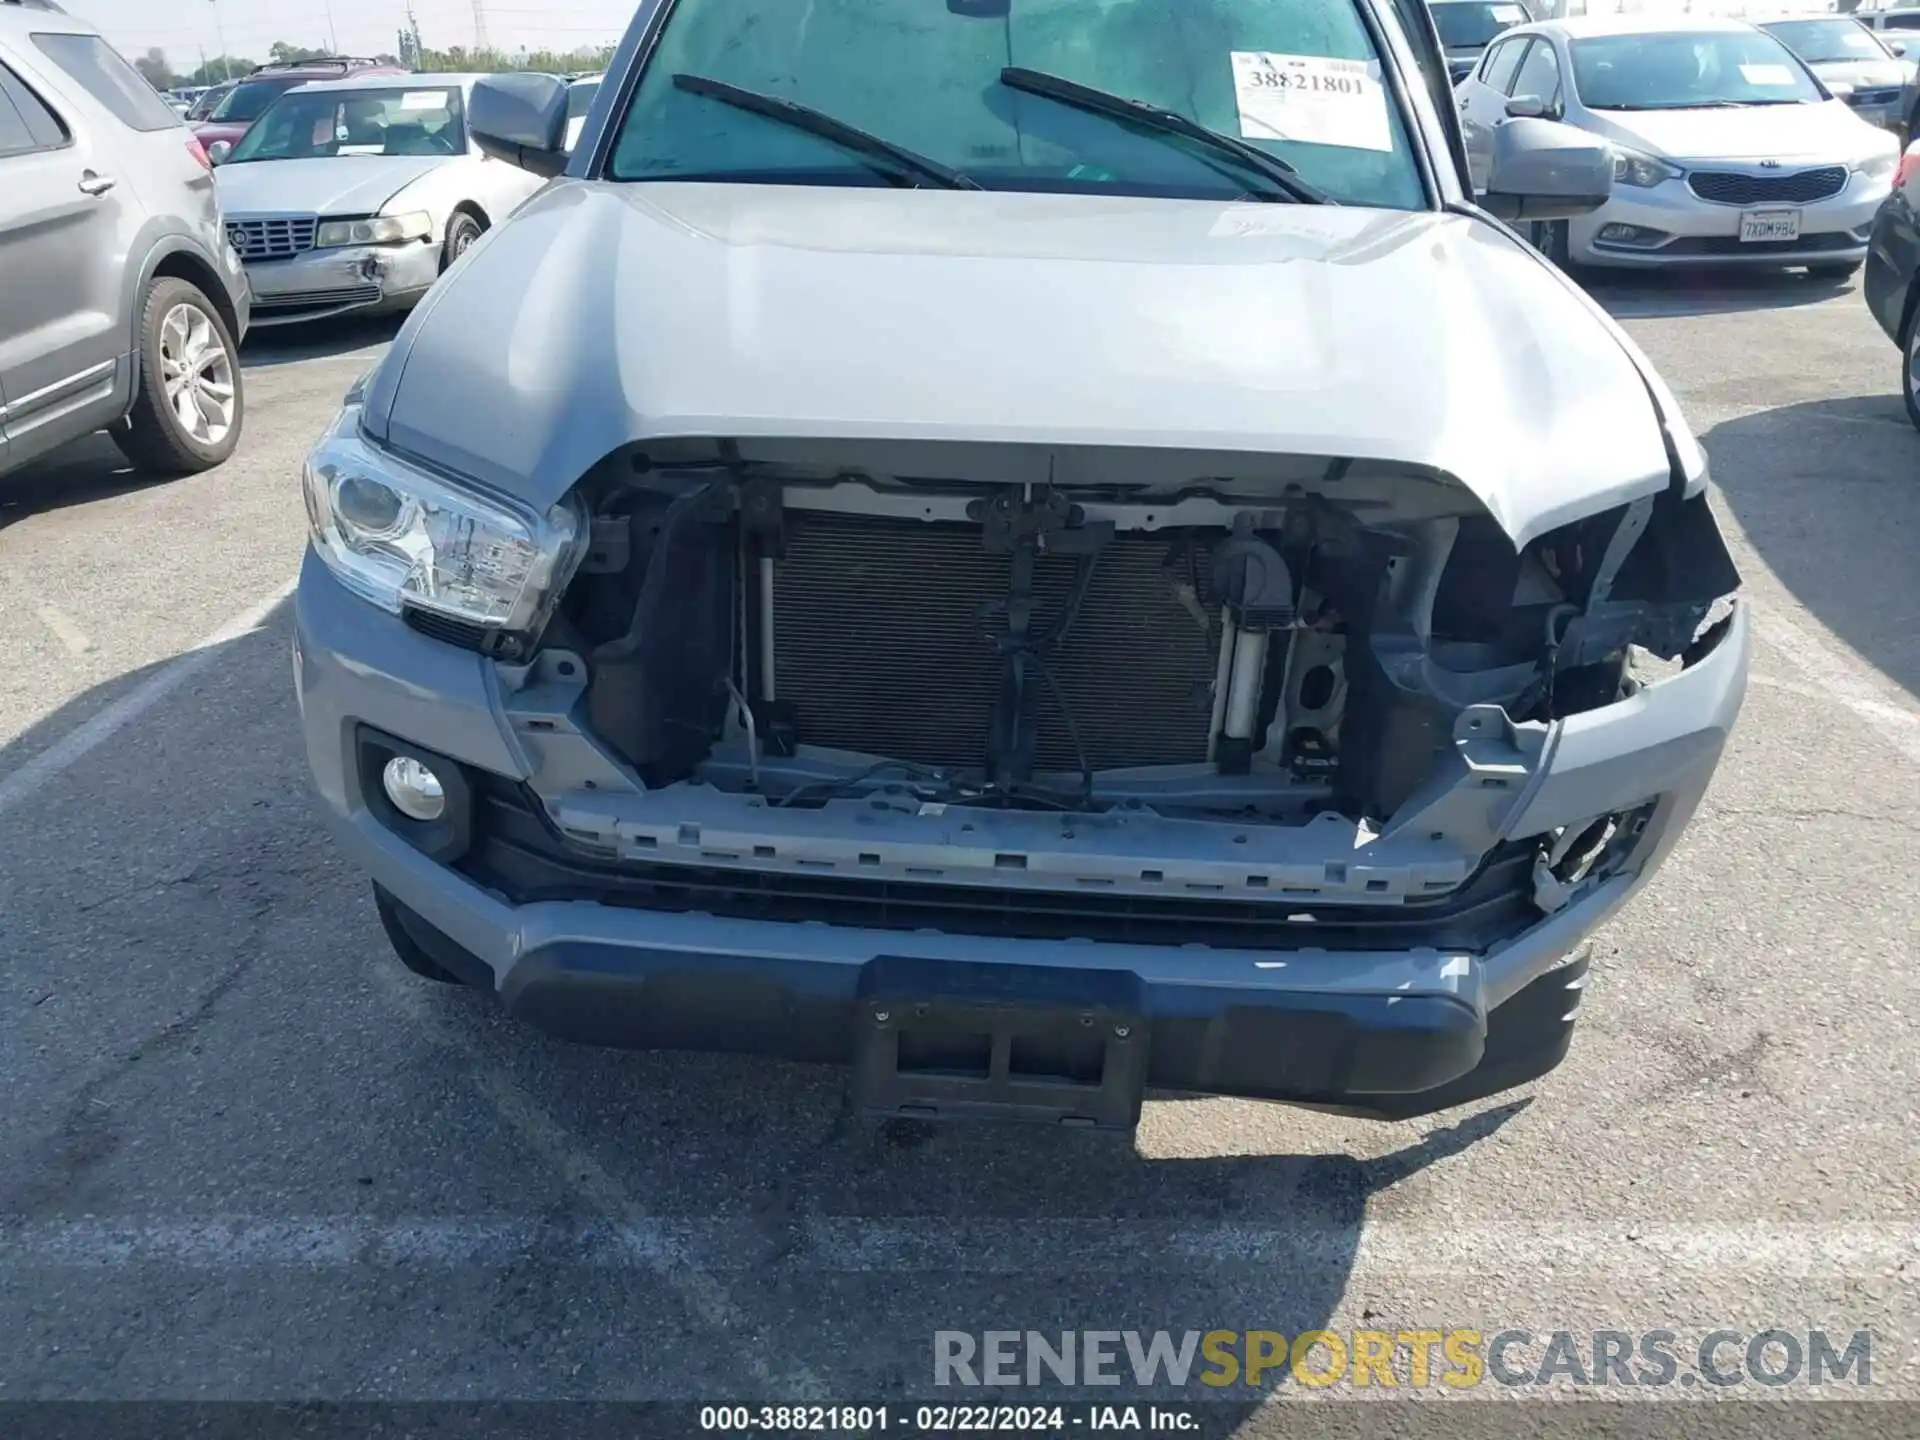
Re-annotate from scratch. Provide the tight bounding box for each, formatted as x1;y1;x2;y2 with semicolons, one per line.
125;225;249;350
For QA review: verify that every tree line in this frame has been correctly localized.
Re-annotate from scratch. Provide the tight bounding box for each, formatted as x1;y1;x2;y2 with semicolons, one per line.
132;40;616;91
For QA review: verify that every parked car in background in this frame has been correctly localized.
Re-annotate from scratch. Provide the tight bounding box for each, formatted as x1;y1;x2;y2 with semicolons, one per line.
1758;15;1912;135
213;74;544;327
194;56;405;155
187;80;233;122
0;0;248;479
565;72;602;152
1430;0;1535;84
1855;5;1920;37
1458;15;1900;274
292;0;1749;1132
1863;136;1920;425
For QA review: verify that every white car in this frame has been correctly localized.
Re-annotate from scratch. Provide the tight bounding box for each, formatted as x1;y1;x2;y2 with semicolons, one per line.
565;73;603;153
1456;14;1900;274
212;73;547;326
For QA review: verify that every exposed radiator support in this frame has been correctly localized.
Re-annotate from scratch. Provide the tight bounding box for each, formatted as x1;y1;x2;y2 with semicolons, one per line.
1205;611;1237;763
1208;523;1295;774
1223;627;1270;741
758;555;777;702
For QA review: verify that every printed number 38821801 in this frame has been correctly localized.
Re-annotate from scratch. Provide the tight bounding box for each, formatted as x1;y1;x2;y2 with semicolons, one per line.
1244;66;1365;95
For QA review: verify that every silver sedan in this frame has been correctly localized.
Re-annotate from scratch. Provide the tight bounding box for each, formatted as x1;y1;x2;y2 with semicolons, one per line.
1456;14;1901;274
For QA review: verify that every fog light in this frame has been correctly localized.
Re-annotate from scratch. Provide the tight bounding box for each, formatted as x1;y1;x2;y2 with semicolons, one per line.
1589;222;1666;247
382;756;446;821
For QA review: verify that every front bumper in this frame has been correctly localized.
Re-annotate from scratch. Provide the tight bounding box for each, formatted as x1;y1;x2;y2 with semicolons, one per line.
294;552;1750;1120
1570;167;1889;268
244;240;440;327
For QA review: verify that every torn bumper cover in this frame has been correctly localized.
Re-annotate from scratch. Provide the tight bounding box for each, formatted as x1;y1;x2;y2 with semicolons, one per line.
295;551;1750;1122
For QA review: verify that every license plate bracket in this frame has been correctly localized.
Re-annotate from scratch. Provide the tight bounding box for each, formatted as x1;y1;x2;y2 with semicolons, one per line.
1739;207;1801;243
853;995;1149;1130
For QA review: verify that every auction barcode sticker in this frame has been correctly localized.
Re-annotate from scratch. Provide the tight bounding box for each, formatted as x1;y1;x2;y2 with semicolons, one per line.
1229;51;1392;151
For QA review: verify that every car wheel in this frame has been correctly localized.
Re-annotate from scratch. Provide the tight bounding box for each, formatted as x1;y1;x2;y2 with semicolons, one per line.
441;210;484;272
112;277;243;475
1903;307;1920;434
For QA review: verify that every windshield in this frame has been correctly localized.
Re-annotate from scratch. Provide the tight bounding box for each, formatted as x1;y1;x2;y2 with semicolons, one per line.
1570;30;1825;109
1759;18;1892;65
209;77;301;123
607;0;1426;209
1431;3;1530;50
226;87;466;162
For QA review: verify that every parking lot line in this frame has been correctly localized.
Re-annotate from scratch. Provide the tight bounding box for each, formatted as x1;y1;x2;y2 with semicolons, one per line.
1748;598;1920;768
32;601;94;657
0;578;295;820
0;1215;1910;1277
369;961;834;1400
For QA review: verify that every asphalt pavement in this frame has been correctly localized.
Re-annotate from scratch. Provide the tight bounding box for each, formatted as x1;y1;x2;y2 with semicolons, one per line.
2;270;1918;1427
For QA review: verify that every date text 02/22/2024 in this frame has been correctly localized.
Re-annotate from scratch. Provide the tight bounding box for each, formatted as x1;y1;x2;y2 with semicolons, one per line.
697;1405;1198;1433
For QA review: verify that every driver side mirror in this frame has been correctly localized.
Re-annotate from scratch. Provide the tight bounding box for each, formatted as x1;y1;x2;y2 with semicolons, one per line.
206;139;232;165
470;72;571;178
1506;93;1561;122
1889;39;1910;57
1483;115;1612;221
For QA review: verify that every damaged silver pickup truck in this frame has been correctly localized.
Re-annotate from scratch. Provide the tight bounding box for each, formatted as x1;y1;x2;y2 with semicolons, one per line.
294;0;1748;1130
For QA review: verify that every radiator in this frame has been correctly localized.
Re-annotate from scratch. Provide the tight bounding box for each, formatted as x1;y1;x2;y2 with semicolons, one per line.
770;513;1221;774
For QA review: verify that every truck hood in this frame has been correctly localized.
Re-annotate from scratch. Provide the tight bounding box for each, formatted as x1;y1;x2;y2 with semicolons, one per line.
367;183;1676;548
215;156;443;218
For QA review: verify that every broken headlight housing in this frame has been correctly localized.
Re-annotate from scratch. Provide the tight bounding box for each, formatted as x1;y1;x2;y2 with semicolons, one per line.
302;404;585;638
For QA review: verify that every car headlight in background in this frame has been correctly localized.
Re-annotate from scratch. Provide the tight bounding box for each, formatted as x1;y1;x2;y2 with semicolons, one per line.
315;211;433;247
1853;148;1900;181
1612;147;1681;189
303;405;585;640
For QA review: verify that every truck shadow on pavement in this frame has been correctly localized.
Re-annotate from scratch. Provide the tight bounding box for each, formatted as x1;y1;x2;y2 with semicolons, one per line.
0;609;1529;1418
1704;392;1920;699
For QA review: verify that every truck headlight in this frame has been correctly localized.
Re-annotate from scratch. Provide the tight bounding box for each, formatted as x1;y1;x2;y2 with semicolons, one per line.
315;211;433;247
303;405;585;639
1612;147;1681;189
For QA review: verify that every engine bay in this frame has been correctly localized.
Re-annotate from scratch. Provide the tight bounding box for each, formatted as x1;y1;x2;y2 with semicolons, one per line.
540;441;1739;834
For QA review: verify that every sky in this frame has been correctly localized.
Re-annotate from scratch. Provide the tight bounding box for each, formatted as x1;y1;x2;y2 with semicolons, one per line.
69;0;636;67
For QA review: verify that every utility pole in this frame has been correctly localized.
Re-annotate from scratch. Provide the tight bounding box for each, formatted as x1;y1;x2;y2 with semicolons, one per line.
322;0;338;53
401;2;425;68
471;0;491;51
208;0;230;79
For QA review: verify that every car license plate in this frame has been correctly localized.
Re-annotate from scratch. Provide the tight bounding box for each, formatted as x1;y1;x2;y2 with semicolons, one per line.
1739;208;1801;243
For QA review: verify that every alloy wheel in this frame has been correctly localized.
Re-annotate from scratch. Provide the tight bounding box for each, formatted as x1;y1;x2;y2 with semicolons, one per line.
158;302;236;447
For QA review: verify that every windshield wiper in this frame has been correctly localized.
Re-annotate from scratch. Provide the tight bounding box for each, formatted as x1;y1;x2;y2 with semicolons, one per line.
1597;99;1805;110
671;74;980;190
998;66;1327;204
